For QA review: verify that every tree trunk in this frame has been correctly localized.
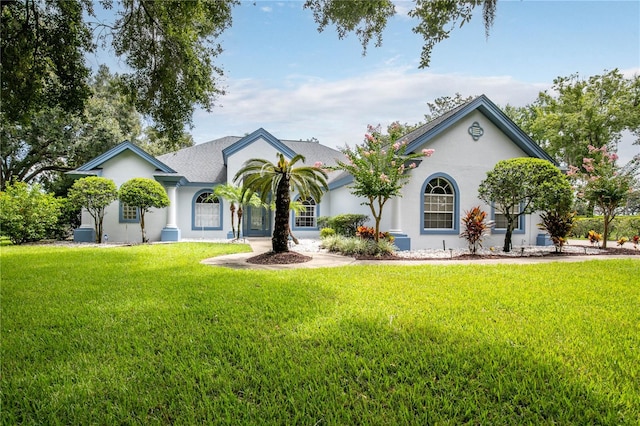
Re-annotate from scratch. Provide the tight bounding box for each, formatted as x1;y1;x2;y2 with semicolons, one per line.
272;177;290;253
140;210;147;243
237;206;243;239
602;213;611;249
288;226;299;244
96;215;104;244
503;220;514;252
230;204;236;240
367;196;381;242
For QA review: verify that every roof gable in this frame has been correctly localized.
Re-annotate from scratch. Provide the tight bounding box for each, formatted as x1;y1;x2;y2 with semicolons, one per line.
75;141;176;173
404;95;556;164
222;128;297;165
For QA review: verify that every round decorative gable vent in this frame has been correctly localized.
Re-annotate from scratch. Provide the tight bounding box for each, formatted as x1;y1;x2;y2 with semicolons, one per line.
468;121;484;141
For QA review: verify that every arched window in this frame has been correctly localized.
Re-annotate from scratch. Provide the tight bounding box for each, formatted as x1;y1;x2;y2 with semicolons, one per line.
421;174;458;233
294;196;317;228
193;191;221;229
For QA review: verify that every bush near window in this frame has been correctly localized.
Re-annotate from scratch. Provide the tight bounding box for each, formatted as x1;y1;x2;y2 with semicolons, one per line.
0;182;61;244
317;214;369;237
570;216;640;241
321;234;395;257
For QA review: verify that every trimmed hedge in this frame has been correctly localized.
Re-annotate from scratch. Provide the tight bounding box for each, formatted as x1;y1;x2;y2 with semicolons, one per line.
570;216;640;240
317;214;369;237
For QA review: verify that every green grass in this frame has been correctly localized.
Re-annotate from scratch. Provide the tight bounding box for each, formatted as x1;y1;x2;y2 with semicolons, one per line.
2;243;639;425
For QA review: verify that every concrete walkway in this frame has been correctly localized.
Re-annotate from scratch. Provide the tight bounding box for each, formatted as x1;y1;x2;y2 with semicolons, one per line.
200;238;638;270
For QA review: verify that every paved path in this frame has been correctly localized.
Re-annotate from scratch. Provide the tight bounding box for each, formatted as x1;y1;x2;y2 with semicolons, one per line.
200;238;638;270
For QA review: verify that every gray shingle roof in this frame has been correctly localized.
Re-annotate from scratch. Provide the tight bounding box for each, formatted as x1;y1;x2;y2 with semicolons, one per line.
157;136;240;183
156;135;347;184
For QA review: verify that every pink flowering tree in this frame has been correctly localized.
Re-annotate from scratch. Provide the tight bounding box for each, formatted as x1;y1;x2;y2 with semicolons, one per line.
568;145;637;248
332;124;434;242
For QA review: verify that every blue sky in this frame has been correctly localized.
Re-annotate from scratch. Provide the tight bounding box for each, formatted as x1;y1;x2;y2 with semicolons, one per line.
88;1;640;163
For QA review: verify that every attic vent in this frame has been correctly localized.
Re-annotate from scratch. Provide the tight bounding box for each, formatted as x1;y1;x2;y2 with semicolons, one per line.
468;122;484;141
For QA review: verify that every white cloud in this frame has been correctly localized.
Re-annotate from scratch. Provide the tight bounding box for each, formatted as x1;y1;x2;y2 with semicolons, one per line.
192;67;549;150
260;6;272;13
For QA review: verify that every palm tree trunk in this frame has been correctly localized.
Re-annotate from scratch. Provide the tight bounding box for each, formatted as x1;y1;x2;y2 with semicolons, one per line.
237;206;243;239
230;203;236;240
272;177;290;253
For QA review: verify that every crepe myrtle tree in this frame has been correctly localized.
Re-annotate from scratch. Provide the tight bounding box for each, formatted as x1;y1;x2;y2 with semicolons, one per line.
568;144;637;248
332;124;434;242
478;157;571;252
67;176;118;243
118;178;170;243
234;153;328;254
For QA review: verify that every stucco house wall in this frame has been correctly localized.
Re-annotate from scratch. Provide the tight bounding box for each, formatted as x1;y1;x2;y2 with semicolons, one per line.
68;95;557;249
74;150;170;243
398;109;540;250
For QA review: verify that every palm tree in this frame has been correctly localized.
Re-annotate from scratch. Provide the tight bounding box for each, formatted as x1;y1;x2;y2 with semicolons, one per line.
212;183;263;240
234;153;328;253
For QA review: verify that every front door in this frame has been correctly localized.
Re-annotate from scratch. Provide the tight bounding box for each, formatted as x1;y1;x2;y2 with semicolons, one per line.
244;205;271;237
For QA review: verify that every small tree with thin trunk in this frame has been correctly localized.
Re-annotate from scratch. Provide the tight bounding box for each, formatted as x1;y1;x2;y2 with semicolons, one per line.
478;157;569;252
568;144;636;248
67;176;118;243
118;178;170;243
332;124;434;241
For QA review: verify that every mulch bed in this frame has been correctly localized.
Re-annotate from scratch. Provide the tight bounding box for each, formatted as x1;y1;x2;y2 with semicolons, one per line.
247;251;313;265
355;246;639;261
247;246;638;265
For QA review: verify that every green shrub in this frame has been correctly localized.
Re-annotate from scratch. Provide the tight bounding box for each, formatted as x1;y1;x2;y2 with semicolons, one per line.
319;227;336;238
570;217;603;238
317;216;330;230
51;198;81;241
571;216;640;240
321;234;395;256
0;182;62;244
325;214;369;237
613;216;640;240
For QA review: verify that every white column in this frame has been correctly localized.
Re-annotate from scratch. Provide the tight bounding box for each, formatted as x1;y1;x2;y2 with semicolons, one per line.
389;196;402;233
165;185;177;228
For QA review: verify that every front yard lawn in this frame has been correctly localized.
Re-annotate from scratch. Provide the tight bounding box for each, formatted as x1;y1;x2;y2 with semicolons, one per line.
2;243;638;424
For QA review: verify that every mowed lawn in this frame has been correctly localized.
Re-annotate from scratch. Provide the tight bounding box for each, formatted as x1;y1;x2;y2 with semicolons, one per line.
1;243;638;425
